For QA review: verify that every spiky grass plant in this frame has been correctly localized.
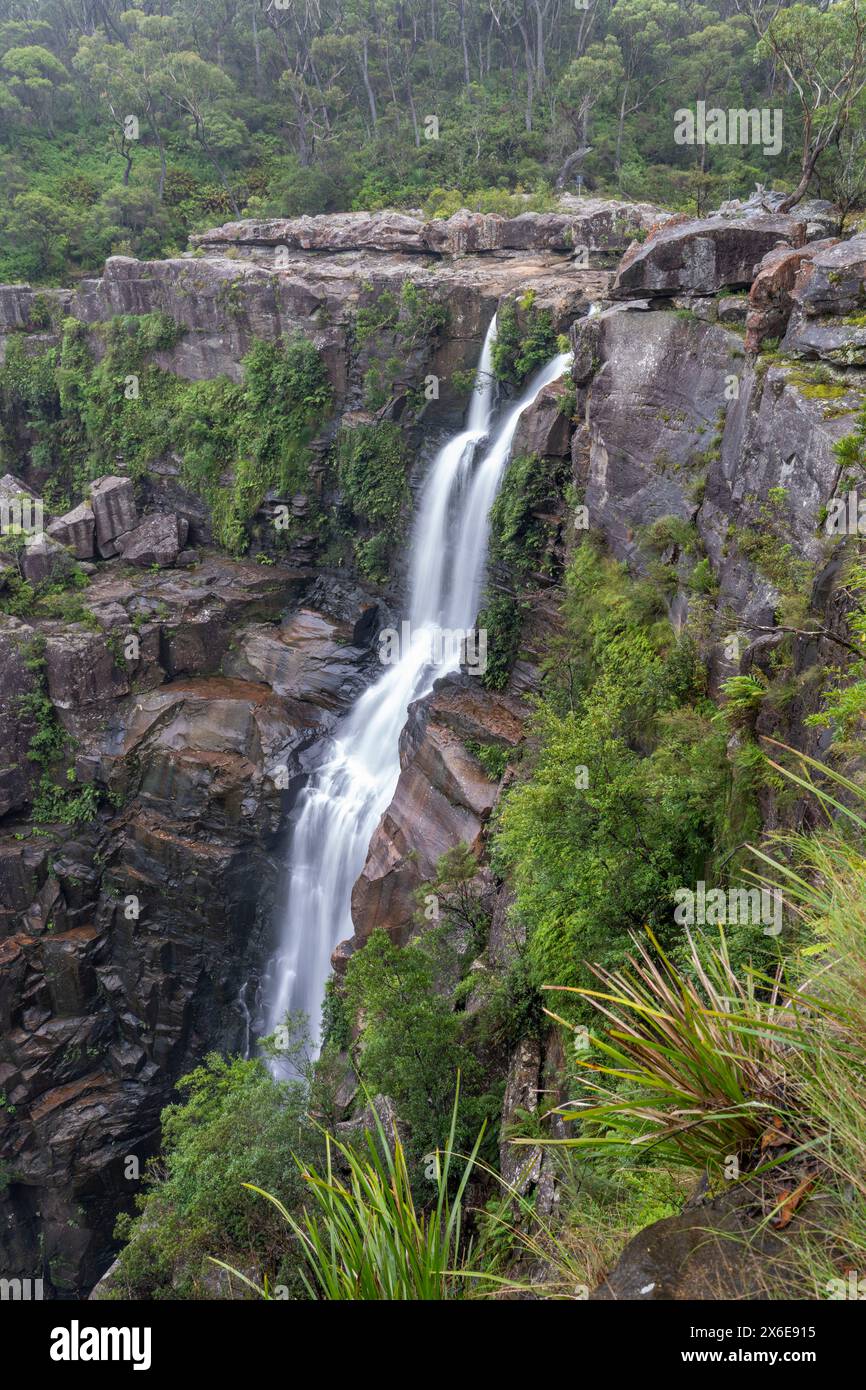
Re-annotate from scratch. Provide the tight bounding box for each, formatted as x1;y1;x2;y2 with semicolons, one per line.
520;740;866;1285
211;1084;484;1300
749;743;866;1289
526;927;812;1173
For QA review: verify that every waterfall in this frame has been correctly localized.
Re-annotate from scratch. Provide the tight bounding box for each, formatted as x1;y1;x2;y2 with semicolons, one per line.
263;318;573;1066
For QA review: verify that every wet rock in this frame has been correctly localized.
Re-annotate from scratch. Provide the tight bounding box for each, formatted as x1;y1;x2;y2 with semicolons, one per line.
116;512;189;568
612;215;805;298
512;374;573;457
47;501;96;559
44;624;161;711
0;618;39;816
350;676;524;946
89;476;137;558
223;608;370;712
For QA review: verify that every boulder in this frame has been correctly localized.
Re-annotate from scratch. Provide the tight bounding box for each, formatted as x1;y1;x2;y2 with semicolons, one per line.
782;233;866;365
46;501;96;560
0;472;42;536
592;1183;811;1300
89;476;137;558
717;295;748;325
116;512;189;568
714;190;839;241
21;533;75;586
744;240;839;354
612;215;805;298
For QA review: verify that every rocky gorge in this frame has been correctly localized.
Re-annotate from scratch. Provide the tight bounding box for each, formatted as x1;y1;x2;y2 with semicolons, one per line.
2;194;865;1300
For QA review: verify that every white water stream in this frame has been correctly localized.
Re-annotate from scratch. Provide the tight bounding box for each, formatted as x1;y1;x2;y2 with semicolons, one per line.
263;317;573;1065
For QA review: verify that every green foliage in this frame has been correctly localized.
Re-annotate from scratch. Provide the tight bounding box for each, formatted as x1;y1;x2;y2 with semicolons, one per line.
476;590;522;691
806;558;866;740
336;421;409;582
224;1086;483;1302
488;451;564;576
17;634;100;825
110;1054;318;1300
491;300;558;387
0;2;847;289
2;321;331;554
492;545;730;1002
344;930;496;1177
537;928;802;1173
465;740;511;781
732;490;815;617
354;281;446;410
720;673;769;728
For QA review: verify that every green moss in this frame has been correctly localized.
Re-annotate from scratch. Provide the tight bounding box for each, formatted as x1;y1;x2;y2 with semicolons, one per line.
488;451;565;577
336;421;409;583
464;740;511;780
476;590;523;691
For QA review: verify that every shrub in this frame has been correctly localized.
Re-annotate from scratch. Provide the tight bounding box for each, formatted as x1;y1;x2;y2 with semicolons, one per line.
225;1089;484;1301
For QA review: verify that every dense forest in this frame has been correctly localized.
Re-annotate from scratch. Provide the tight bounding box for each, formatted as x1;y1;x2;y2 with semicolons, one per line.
1;0;865;285
3;0;866;1333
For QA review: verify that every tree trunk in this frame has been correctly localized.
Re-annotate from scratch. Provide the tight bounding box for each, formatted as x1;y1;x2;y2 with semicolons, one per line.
518;21;534;132
459;0;471;87
407;77;420;147
251;3;262;95
778;149;822;212
615;81;629;174
359;37;378;128
195;118;241;216
555;147;590;192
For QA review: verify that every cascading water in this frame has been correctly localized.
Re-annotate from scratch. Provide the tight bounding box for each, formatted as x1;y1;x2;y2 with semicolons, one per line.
263;314;573;1067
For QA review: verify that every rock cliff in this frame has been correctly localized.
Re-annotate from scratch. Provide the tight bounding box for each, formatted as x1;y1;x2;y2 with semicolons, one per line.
2;197;865;1298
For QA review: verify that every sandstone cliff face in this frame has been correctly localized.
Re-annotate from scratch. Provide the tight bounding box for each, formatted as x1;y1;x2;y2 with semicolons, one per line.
0;202;630;1293
334;201;861;1303
2;199;865;1298
344;210;866;1247
0;546;381;1293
